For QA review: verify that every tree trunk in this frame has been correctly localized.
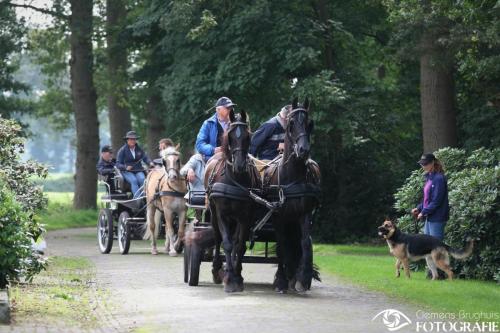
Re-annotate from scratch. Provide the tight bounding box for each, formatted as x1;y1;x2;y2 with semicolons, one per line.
106;0;131;151
70;0;99;209
146;92;165;158
420;31;457;153
312;0;334;70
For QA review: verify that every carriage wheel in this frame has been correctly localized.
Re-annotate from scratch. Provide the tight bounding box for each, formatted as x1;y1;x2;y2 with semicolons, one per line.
98;208;113;254
183;243;191;283
188;244;202;286
118;211;131;255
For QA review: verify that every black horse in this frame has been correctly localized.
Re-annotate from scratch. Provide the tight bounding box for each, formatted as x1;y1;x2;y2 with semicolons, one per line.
204;110;260;293
264;97;321;293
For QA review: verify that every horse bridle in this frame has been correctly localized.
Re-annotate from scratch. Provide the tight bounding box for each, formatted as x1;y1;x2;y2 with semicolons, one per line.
286;107;309;158
226;121;249;167
164;151;181;178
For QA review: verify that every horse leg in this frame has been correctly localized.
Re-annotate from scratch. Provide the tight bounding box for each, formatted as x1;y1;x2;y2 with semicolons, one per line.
233;219;250;292
210;203;223;284
162;206;177;256
216;206;238;292
295;213;313;292
146;205;158;255
174;205;187;253
272;217;288;293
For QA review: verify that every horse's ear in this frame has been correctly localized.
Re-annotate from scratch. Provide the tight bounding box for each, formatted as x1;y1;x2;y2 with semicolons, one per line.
229;108;236;123
240;110;247;123
304;97;310;111
292;97;298;109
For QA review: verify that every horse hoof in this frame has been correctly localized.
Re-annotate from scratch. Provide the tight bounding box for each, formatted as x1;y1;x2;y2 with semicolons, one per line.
169;251;178;257
295;280;307;293
212;269;223;284
224;282;239;293
151;249;158;255
275;288;287;294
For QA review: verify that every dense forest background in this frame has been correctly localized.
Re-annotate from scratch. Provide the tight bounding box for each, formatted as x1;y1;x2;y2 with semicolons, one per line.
1;0;499;242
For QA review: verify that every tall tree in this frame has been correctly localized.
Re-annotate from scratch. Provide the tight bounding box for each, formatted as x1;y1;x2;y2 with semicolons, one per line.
69;0;99;209
145;90;165;156
419;27;457;152
106;0;131;151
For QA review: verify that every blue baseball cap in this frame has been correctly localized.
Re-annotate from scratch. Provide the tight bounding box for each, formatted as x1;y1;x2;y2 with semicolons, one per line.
215;97;236;108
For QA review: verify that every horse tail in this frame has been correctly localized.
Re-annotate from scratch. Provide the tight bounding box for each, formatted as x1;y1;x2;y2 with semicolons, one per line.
312;263;321;282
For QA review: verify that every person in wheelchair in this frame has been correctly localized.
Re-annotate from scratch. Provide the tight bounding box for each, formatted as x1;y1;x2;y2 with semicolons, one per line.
180;150;208;223
180;150;206;205
116;131;154;198
96;145;116;193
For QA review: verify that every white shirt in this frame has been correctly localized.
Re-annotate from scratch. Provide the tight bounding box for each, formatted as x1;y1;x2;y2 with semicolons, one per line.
129;147;136;159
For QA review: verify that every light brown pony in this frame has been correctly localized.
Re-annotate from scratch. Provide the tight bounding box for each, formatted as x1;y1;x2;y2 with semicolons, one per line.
143;146;187;256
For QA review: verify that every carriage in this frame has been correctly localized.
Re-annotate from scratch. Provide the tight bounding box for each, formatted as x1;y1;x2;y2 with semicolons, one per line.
97;162;178;255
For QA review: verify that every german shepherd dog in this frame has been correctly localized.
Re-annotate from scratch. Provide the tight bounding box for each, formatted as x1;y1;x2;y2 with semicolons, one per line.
377;220;474;280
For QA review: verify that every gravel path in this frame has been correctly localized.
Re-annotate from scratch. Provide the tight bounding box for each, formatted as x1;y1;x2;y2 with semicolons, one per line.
3;228;418;333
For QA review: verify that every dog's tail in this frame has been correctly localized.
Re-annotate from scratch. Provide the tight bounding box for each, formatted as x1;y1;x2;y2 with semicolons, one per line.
447;240;474;260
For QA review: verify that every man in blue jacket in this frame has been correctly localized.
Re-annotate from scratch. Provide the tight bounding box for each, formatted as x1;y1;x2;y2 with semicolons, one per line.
116;131;153;198
249;105;291;160
195;97;235;161
96;145;116;192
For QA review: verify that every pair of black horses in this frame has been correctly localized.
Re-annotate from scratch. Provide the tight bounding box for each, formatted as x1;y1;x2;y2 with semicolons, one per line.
205;97;321;293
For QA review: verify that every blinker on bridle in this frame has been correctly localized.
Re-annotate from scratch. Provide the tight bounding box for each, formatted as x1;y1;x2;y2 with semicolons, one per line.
226;121;248;166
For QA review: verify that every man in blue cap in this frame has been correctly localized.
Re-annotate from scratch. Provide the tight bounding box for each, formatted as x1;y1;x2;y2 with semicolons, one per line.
195;96;236;161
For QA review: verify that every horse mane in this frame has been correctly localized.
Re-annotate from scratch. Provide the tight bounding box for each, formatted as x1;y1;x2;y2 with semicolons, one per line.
160;146;179;159
221;132;230;159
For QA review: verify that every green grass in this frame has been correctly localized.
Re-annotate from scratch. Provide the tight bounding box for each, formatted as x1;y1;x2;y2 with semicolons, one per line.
9;256;101;329
40;192;97;231
314;244;500;318
34;172;75;192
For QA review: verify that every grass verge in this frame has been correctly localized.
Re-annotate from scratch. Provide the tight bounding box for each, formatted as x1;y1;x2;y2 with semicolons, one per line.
40;192;97;231
9;256;100;329
314;244;500;319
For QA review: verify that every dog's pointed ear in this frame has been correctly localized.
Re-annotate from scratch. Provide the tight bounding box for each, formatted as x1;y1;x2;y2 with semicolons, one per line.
304;97;310;111
229;108;236;123
175;143;180;151
292;97;298;110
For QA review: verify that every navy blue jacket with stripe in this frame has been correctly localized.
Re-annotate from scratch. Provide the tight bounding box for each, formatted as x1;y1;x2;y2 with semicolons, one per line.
249;116;285;160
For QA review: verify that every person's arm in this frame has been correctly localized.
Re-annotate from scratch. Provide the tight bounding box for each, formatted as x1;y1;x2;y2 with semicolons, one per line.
115;148;126;171
141;147;152;166
195;121;215;156
421;176;447;216
249;122;273;157
180;155;197;176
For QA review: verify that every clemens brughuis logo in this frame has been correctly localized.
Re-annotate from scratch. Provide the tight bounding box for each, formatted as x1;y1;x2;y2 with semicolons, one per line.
373;309;413;331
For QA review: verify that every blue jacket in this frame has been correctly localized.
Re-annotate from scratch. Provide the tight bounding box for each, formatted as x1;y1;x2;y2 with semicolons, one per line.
116;144;151;172
249;116;285;160
195;114;220;161
417;172;450;222
96;157;115;176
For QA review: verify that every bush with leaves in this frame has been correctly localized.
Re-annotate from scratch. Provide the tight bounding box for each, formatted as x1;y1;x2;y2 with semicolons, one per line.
0;117;48;288
394;147;500;281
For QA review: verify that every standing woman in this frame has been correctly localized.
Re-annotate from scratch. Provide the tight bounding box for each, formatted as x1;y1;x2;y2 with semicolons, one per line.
116;131;153;198
412;153;450;240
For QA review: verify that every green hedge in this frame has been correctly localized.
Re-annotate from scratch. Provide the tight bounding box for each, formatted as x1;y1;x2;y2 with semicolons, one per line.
0;118;48;288
394;147;500;282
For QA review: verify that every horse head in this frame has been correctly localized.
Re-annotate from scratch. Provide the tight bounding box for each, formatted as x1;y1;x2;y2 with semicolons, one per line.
161;146;181;180
287;97;313;161
224;109;250;175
